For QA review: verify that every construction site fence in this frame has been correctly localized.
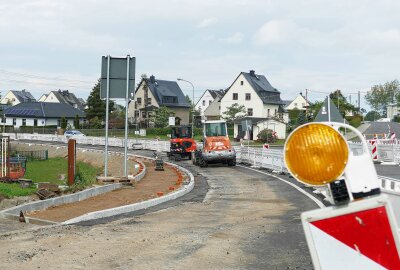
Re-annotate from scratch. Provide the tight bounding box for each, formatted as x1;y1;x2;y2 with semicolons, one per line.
348;141;400;164
12;150;49;160
3;133;399;195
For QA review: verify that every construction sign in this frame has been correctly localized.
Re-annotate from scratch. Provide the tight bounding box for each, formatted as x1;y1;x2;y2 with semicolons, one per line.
302;195;400;270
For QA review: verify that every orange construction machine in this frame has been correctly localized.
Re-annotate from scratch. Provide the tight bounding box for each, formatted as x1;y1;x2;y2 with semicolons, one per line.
192;120;236;167
168;125;197;161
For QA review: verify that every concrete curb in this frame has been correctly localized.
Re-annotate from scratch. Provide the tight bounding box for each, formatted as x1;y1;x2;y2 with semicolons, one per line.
62;165;194;224
0;183;123;217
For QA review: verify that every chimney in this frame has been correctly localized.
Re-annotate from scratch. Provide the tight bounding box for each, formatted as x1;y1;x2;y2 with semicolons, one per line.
62;90;69;96
249;70;255;77
149;75;156;83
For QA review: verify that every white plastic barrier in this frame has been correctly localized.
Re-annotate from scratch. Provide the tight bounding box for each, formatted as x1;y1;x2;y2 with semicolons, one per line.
6;133;400;195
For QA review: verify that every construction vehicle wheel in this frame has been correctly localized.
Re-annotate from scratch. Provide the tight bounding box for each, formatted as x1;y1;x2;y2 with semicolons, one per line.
227;157;236;166
197;153;208;167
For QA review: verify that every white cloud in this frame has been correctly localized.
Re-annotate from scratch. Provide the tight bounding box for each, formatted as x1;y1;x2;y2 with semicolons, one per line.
220;32;244;44
196;18;217;28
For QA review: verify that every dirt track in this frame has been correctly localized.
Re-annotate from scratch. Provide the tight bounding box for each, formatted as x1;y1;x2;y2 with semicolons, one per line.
26;161;185;222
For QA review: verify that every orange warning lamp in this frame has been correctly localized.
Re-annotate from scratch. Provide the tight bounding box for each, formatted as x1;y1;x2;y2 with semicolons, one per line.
284;123;349;186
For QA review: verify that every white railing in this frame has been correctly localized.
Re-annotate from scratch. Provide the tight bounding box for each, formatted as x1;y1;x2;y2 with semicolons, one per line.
5;133;400;195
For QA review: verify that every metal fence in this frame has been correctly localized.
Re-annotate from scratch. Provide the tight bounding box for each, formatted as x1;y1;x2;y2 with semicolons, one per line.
4;132;400;195
12;150;48;160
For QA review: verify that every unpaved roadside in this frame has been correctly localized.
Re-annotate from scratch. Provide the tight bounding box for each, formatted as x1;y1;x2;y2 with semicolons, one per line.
0;161;317;269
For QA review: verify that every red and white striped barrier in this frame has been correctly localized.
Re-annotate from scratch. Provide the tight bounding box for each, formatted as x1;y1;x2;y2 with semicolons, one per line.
368;139;378;161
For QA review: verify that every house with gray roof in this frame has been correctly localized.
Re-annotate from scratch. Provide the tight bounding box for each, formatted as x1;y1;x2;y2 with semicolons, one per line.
40;90;85;111
220;70;287;140
195;89;226;116
3;102;85;128
128;75;190;127
0;90;36;106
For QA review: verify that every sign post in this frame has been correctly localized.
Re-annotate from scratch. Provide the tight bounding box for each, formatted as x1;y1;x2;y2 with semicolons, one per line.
101;55;136;177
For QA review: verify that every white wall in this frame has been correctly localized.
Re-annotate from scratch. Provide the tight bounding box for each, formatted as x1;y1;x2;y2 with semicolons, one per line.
255;120;286;140
195;90;214;115
3;117;78;128
0;91;20;106
43;92;60;103
220;74;263;118
285;95;308;111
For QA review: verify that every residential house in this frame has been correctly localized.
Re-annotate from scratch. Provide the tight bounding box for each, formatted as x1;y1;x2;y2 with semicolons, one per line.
284;93;309;111
387;103;399;120
195;89;225;115
233;117;287;140
3;102;85;128
220;70;286;140
40;90;85;111
38;94;48;102
128;75;190;127
203;96;223;120
0;90;36;106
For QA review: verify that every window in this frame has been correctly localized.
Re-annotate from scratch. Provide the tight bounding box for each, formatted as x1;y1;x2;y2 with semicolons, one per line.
233;93;238;100
247;108;253;116
245;93;251;100
137;98;142;104
294;103;298;107
209;100;212;105
1;116;5;123
267;109;270;116
22;119;26;126
135;111;139;117
12;118;16;126
34;119;38;126
147;98;152;104
202;100;206;106
240;81;244;85
205;122;227;137
57;119;61;127
12;98;15;102
162;96;177;103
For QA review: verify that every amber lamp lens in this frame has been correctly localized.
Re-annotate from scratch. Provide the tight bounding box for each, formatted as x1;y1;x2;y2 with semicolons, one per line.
284;123;349;186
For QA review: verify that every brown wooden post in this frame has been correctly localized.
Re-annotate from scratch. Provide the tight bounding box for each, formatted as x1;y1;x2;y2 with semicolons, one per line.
68;139;76;186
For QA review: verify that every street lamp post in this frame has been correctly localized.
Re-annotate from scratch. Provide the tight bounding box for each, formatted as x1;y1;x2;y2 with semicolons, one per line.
177;78;195;138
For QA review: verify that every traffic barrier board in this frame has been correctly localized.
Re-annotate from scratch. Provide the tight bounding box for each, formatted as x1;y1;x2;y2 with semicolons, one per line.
302;195;400;270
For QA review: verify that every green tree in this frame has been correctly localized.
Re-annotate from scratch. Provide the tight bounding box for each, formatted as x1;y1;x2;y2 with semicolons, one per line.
74;114;80;129
364;111;381;121
308;101;324;121
86;80;115;121
222;103;246;125
60;117;67;129
150;106;174;128
366;80;400;116
329;90;358;117
296;111;307;126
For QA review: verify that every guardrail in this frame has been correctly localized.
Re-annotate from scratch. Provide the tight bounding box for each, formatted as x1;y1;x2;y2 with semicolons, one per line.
5;133;400;195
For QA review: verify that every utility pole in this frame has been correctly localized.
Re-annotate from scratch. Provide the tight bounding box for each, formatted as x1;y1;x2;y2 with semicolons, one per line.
305;89;308;119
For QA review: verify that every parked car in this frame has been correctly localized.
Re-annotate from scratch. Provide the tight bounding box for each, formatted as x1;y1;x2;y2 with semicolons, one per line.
64;130;86;138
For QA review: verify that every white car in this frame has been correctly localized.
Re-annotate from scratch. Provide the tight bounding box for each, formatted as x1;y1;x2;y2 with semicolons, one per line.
64;130;86;138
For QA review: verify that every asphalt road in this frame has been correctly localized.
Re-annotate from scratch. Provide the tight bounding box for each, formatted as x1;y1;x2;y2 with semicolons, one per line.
363;121;400;138
0;140;321;269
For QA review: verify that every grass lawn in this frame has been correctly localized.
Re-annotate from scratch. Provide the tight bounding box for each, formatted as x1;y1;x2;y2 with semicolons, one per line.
0;158;101;199
0;183;37;198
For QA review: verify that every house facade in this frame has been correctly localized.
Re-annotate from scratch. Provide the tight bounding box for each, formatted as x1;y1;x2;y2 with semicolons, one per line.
284;93;309;111
220;70;285;120
0;90;36;106
3;102;85;128
128;75;190;127
41;90;85;110
233;117;286;140
203;96;222;120
195;89;225;115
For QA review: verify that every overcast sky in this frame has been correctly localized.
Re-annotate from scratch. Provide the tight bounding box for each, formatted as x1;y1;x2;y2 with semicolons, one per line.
0;0;399;109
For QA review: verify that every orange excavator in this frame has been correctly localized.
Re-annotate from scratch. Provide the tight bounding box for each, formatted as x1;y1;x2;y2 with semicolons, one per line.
192;120;236;167
168;125;197;161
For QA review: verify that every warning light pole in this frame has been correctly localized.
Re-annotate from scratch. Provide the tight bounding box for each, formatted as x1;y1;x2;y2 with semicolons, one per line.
284;122;400;269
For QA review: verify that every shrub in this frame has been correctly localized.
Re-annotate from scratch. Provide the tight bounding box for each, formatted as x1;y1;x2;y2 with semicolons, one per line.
257;129;277;143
